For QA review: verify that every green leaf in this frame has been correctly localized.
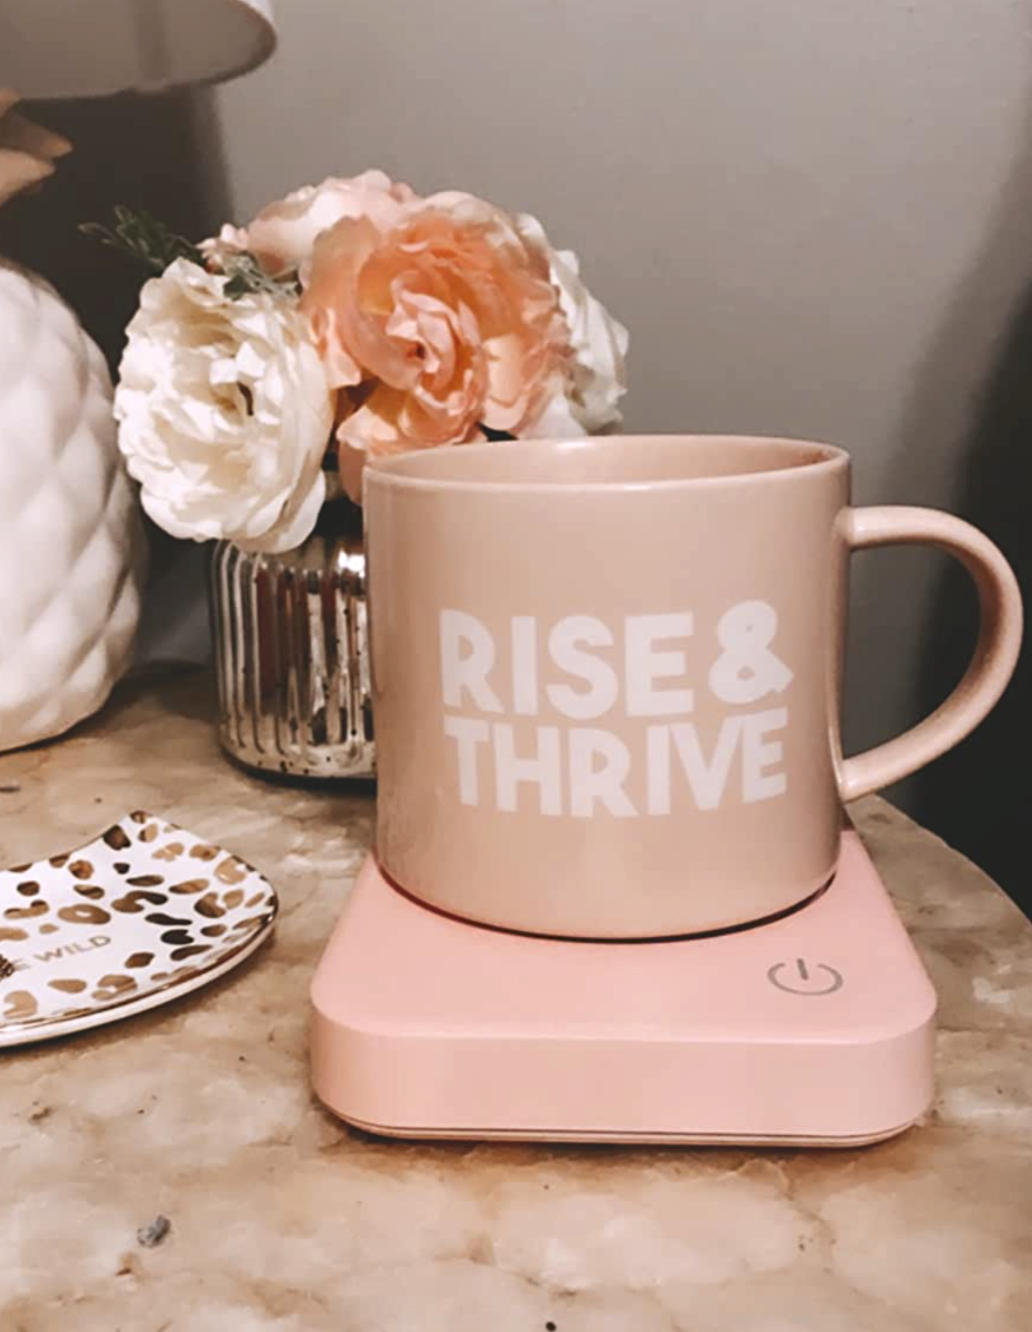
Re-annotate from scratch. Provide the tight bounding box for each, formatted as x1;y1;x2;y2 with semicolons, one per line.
219;250;301;301
79;205;204;273
222;273;253;300
79;205;303;304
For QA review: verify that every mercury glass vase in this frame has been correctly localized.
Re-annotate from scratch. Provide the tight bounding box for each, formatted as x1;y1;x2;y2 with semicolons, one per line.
209;487;375;779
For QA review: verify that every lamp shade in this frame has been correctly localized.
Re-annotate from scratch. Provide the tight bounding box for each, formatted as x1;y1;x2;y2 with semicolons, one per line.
0;0;276;99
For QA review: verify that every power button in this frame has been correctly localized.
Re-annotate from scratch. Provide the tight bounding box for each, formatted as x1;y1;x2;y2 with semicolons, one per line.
767;958;843;996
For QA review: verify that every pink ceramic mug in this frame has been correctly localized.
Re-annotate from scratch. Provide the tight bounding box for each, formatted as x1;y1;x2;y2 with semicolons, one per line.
365;436;1022;939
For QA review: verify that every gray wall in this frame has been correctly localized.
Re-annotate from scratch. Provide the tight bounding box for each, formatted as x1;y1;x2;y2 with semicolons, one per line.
4;1;1029;894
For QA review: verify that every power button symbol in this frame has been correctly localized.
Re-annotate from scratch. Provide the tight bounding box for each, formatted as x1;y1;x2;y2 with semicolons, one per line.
767;958;843;995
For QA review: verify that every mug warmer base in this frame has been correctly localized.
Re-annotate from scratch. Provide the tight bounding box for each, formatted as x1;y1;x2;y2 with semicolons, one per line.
310;829;937;1146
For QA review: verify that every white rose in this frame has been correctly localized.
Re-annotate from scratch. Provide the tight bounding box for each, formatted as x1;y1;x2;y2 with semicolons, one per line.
114;258;335;554
516;213;630;437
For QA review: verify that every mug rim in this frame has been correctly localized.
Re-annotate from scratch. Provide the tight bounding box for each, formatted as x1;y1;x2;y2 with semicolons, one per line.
364;434;850;494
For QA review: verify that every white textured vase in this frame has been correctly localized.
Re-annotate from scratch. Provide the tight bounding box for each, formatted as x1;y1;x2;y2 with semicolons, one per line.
0;258;147;751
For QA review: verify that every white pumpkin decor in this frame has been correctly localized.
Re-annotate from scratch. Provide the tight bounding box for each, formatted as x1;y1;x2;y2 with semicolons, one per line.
0;92;146;752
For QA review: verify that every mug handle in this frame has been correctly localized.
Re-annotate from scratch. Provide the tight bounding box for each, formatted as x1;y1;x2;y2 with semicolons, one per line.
838;506;1023;802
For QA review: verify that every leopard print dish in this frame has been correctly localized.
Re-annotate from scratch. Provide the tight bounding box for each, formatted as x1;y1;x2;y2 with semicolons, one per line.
0;812;277;1047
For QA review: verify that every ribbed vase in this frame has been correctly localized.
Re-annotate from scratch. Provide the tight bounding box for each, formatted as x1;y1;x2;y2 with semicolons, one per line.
209;492;375;779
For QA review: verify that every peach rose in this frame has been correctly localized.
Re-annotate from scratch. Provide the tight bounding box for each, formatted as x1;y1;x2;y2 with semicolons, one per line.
205;172;418;276
300;191;570;488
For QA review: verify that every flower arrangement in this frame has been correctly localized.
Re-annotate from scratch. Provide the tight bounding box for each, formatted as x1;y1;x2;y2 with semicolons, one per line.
101;173;629;554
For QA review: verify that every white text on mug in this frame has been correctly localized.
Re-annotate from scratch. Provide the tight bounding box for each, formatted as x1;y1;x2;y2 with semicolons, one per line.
439;603;795;818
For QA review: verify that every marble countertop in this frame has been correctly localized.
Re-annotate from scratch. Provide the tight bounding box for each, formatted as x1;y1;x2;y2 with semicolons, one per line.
1;672;1030;1331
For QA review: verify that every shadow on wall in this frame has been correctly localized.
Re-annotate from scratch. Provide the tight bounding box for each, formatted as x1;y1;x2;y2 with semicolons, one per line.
908;298;1032;913
0;89;227;663
884;95;1032;914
